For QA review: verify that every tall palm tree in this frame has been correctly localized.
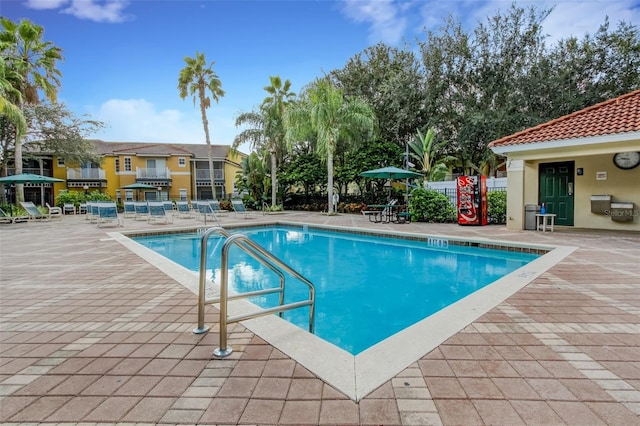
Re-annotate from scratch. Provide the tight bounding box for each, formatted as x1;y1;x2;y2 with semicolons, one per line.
0;55;26;141
262;76;295;206
286;78;376;214
234;76;294;206
1;17;63;201
178;52;224;197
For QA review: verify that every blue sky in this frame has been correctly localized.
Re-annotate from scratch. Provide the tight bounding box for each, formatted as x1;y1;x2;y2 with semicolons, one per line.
3;0;639;154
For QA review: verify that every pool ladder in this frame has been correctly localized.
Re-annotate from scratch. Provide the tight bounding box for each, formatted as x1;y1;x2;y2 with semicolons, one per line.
193;227;316;358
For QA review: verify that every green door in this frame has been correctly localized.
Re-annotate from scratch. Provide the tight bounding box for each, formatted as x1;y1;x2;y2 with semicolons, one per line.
539;161;574;226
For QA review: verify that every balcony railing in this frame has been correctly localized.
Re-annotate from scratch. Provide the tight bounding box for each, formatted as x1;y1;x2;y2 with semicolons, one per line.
195;169;224;180
67;168;106;180
137;167;171;179
7;167;52;176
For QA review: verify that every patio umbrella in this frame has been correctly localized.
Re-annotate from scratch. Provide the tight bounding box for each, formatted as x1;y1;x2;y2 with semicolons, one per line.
0;173;65;216
360;166;422;198
119;182;158;201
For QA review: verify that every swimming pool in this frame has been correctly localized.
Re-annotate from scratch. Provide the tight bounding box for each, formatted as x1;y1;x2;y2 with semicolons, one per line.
115;221;573;400
133;225;538;354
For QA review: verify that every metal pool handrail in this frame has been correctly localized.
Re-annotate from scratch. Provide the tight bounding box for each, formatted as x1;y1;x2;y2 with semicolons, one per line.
192;227;316;358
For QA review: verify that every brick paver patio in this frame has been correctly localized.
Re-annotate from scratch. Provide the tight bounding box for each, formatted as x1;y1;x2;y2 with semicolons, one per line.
1;211;639;425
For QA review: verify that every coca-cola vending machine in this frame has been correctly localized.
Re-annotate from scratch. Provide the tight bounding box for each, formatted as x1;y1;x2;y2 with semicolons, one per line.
457;175;487;226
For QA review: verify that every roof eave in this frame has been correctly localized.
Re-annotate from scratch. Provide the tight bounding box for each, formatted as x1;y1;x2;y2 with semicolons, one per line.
490;131;640;155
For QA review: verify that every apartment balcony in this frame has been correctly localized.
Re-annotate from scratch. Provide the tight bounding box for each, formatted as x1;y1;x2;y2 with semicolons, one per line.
67;168;106;180
195;169;224;180
137;167;171;179
66;168;107;189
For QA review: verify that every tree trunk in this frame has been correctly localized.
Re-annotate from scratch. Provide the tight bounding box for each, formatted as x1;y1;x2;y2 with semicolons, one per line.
199;90;216;199
327;152;334;214
270;148;277;207
14;128;24;203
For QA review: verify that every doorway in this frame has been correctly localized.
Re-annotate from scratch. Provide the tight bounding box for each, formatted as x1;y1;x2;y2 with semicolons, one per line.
539;161;574;226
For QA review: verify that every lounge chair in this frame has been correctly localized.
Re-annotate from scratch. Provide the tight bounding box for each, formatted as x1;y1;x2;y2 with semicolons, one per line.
133;202;149;221
97;203;123;227
231;199;256;219
209;200;228;215
176;201;193;218
163;201;175;215
20;201;50;221
63;203;76;215
0;207;28;224
148;201;173;224
197;202;217;221
123;201;136;218
46;202;63;220
89;203;101;223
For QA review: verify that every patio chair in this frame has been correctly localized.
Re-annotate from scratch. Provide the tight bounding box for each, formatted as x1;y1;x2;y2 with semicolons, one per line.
133;202;149;221
163;201;175;216
209;199;228;215
46;202;63;220
176;201;193;218
148;201;173;224
0;207;28;224
63;203;76;215
20;201;50;221
97;203;123;227
197;202;217;221
89;203;101;223
123;201;136;218
231;199;256;219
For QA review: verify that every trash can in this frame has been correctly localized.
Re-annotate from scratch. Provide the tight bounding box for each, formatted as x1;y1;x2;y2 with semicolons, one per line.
525;204;540;230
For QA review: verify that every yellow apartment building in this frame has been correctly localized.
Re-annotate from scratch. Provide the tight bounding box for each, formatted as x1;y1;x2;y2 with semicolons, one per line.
12;140;245;206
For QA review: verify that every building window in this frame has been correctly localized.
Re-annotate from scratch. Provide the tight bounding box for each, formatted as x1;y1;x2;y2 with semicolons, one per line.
179;189;187;201
178;157;186;167
115;158;120;172
124;157;132;172
57;157;65;167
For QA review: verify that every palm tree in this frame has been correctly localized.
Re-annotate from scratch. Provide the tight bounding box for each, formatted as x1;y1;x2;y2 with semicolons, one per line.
178;52;225;197
234;76;294;207
285;78;376;214
408;128;451;181
0;56;26;141
1;17;63;201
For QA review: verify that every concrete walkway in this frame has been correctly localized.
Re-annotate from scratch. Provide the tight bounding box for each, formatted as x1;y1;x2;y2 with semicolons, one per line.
1;211;639;425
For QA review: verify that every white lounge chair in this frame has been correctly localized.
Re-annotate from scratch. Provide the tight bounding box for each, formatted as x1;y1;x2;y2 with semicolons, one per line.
133;202;149;221
209;200;228;215
20;201;50;221
231;199;256;219
123;202;136;218
176;201;193;218
46;202;62;220
63;203;76;215
97;203;123;227
148;201;173;224
0;207;28;224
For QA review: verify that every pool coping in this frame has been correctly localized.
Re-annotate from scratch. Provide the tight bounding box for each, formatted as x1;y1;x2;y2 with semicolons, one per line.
109;221;577;401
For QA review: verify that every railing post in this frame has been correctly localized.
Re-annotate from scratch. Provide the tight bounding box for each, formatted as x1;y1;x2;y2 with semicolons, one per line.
193;228;214;335
213;238;233;357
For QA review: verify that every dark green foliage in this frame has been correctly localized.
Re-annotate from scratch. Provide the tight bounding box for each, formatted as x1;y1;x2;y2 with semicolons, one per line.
487;190;507;224
409;189;456;223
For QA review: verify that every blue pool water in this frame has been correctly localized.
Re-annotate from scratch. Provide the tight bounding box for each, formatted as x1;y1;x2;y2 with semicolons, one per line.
133;226;538;354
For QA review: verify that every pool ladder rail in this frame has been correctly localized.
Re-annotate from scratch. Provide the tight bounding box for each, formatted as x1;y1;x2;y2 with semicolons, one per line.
193;227;316;358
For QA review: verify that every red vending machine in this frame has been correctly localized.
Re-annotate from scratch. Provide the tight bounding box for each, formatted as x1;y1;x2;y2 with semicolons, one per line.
457;175;488;226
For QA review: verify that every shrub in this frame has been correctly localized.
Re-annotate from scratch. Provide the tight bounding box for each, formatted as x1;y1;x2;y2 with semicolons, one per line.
409;189;456;223
487;190;507;224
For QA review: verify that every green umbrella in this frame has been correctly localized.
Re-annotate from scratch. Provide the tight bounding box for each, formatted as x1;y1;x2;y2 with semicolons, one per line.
119;183;159;201
0;173;65;216
0;173;65;184
360;166;422;198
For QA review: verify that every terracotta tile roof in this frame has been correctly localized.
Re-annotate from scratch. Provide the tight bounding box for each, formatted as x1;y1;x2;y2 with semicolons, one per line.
92;140;230;159
488;89;640;148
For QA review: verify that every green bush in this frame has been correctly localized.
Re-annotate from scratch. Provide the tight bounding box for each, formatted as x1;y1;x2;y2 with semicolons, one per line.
487;190;507;224
409;189;456;223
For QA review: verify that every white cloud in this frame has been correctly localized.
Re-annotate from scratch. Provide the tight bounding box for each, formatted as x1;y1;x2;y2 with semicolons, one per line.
24;0;69;10
340;0;407;44
90;98;248;150
25;0;131;23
